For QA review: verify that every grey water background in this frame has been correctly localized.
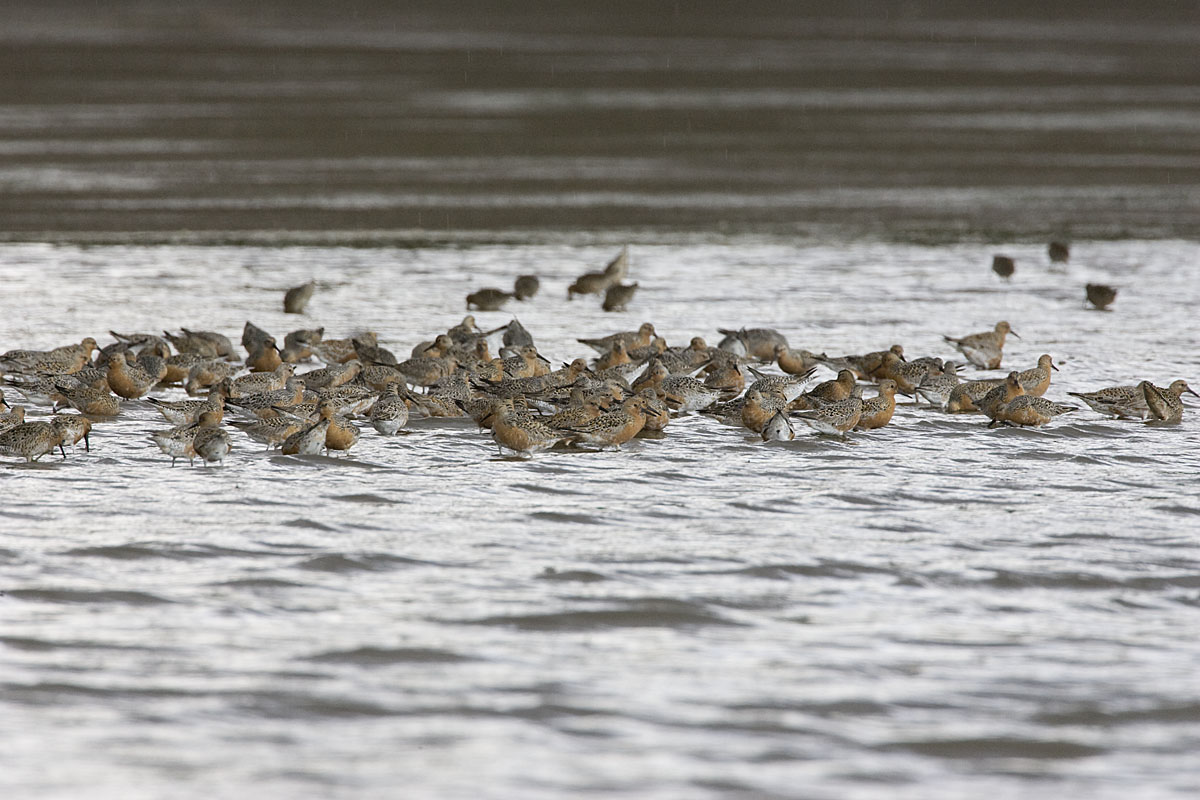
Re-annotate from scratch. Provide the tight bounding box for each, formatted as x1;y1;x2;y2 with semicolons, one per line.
3;3;1200;799
2;0;1199;241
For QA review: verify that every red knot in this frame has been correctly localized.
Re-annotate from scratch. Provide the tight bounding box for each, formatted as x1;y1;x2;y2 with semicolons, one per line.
992;255;1015;280
1086;284;1117;311
740;388;788;434
716;327;788;362
944;321;1018;370
990;394;1077;428
284;280;316;314
466;288;513;311
491;400;566;457
793;395;864;436
855;380;898;430
761;410;795;441
1141;380;1198;424
0;421;65;462
369;384;410;435
105;352;158;399
164;329;234;360
1016;354;1057;397
562;396;648;451
602;282;638;312
513;275;540;301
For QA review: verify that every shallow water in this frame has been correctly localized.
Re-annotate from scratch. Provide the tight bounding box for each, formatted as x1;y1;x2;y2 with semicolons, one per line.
3;239;1200;798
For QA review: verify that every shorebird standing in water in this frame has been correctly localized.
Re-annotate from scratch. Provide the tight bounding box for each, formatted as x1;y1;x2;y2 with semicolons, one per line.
466;288;513;311
0;421;65;462
1141;380;1198;424
855;380;898;430
513;275;540;301
944;321;1018;370
716;327;788;361
602;282;638;312
992;255;1015;280
761;410;794;441
990;394;1077;429
793;395;864;437
1086;283;1117;310
284;280;316;314
1016;354;1058;397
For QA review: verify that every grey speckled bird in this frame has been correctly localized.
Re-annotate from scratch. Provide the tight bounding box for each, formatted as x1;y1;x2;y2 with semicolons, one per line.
746;365;817;403
369;384;410;435
1141;380;1198;424
717;327;788;361
943;321;1018;370
990;395;1077;428
793;396;864;436
761;410;794;441
0;421;65;462
193;424;232;465
916;362;960;407
602;282;638;312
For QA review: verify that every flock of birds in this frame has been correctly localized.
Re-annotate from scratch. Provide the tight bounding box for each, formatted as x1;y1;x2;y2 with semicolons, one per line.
467;246;639;312
0;244;1191;463
992;241;1118;311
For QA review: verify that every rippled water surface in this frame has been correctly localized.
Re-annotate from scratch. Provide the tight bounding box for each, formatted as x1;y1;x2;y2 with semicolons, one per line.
3;239;1200;798
3;0;1199;239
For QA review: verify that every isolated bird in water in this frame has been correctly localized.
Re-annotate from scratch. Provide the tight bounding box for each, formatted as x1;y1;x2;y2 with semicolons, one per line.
992;255;1015;280
1048;241;1070;263
513;275;540;301
466;288;513;311
1086;283;1117;311
602;282;638;312
284;280;315;314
